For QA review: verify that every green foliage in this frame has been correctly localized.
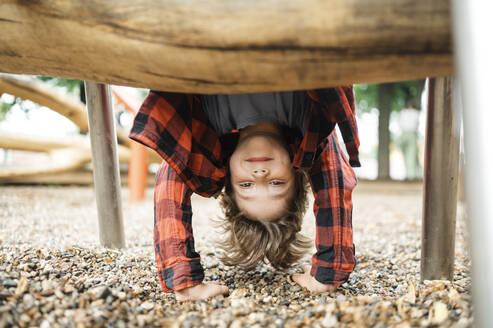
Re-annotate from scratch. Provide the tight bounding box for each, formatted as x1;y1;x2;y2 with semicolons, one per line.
354;79;426;113
391;80;425;110
354;84;379;113
0;96;34;121
138;88;149;100
0;76;84;122
36;76;82;97
0;99;14;121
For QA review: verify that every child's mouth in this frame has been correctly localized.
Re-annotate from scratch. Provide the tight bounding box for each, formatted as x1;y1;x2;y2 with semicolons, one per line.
246;157;273;162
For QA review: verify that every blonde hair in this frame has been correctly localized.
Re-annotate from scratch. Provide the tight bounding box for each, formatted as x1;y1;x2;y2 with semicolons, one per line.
217;169;312;271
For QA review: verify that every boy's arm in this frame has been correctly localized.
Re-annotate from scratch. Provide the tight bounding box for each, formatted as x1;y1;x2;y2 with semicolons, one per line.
306;131;357;287
154;161;229;300
154;160;203;292
308;87;361;168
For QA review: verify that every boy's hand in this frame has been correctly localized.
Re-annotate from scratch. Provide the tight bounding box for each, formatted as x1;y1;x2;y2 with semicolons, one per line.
175;283;229;301
292;266;338;294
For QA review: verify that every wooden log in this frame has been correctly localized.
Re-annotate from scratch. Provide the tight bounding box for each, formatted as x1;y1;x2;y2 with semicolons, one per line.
0;169;156;186
0;74;132;147
0;131;132;178
0;131;85;153
0;74;89;132
0;0;452;93
0;147;92;179
0;74;162;163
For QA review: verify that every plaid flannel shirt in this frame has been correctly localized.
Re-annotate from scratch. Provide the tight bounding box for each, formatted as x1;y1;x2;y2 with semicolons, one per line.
129;87;360;292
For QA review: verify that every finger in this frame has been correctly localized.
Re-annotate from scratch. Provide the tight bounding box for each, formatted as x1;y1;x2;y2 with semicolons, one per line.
303;266;311;274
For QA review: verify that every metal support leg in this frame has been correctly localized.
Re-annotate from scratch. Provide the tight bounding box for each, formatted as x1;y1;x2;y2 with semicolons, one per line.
421;77;460;281
452;1;493;326
85;82;125;248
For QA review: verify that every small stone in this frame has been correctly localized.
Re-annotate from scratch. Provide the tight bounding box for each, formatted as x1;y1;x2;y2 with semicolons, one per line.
3;279;17;288
336;295;346;303
429;301;448;325
15;276;28;295
321;314;338;328
19;313;31;323
141;301;154;311
64;284;75;294
23;294;35;308
0;292;11;301
89;286;111;299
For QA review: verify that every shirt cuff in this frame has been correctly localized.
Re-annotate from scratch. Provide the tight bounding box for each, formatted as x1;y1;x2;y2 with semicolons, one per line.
158;260;204;293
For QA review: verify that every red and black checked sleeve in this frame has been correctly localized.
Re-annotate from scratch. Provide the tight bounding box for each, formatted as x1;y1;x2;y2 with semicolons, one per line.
308;132;357;286
311;87;361;167
154;161;204;292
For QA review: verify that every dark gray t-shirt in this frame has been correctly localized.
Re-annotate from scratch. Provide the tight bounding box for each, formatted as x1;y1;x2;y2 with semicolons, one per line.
200;91;310;136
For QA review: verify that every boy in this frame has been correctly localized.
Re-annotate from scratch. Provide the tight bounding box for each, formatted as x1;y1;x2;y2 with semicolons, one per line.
129;88;360;301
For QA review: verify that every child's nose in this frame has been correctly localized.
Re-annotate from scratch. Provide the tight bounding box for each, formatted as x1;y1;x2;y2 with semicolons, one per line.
252;168;268;177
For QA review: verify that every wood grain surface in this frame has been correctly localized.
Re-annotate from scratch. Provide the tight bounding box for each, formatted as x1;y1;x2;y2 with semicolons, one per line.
0;0;452;93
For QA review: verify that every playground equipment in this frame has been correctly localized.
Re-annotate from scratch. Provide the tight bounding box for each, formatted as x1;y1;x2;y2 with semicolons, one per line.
0;75;159;192
0;1;490;325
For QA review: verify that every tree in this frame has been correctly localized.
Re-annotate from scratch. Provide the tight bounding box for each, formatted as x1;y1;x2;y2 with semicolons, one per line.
0;76;83;122
354;79;426;180
378;83;393;179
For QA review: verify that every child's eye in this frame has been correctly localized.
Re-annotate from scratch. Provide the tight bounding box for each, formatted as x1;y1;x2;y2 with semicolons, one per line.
270;180;285;186
239;182;253;188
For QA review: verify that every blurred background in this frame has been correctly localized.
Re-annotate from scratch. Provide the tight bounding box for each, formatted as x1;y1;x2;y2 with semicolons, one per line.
0;75;428;190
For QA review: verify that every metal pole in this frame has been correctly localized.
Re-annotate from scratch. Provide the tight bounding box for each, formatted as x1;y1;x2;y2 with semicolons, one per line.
85;82;125;248
421;77;460;281
451;1;493;326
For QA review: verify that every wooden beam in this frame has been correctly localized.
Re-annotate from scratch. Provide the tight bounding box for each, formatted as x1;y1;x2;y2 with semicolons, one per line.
0;74;132;147
0;74;163;163
0;74;89;132
0;131;132;178
0;0;452;93
0;169;156;186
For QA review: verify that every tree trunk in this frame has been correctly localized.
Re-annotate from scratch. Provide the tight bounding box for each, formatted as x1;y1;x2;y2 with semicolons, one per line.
408;80;426;110
0;0;451;93
378;83;393;180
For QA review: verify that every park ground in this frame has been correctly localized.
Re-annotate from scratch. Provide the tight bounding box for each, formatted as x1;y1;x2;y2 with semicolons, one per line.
0;181;472;327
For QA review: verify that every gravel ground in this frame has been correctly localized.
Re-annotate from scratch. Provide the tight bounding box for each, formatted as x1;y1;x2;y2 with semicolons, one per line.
0;181;472;327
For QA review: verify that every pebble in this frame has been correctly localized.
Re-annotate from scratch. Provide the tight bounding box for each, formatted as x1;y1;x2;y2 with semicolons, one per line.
89;286;111;299
2;279;18;288
0;185;473;327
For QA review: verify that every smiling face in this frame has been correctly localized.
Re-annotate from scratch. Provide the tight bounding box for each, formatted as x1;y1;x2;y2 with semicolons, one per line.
228;130;295;221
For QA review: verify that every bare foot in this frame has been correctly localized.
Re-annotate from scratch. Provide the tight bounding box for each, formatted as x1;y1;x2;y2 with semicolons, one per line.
175;283;230;302
292;266;338;294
